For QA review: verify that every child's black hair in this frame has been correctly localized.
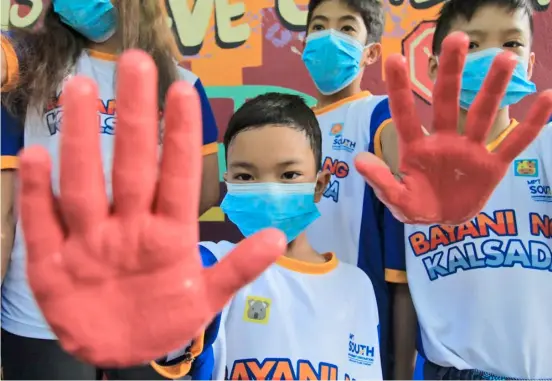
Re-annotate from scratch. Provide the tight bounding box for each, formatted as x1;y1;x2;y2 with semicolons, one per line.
306;0;385;43
224;93;322;171
432;0;534;54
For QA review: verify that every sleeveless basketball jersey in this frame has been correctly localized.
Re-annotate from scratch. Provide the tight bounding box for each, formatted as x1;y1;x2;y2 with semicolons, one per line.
1;46;219;340
405;122;552;379
199;241;383;381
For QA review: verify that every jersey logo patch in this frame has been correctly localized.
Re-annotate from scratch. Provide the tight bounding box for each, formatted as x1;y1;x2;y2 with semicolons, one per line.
515;159;551;203
348;333;375;367
514;159;538;177
330;123;357;153
330;123;343;136
243;296;271;324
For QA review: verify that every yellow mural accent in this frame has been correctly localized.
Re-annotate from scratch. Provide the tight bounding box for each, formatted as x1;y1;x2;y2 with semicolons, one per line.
168;0;309;86
1;0;43;30
380;1;442;80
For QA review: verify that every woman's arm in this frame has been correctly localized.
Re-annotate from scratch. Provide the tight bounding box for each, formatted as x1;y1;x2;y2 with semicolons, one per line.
1;170;16;281
201;152;220;216
1;106;24;281
2;44;6;85
195;78;220;215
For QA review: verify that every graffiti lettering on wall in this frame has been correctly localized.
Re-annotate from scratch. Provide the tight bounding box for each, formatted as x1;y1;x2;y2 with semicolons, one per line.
1;0;43;30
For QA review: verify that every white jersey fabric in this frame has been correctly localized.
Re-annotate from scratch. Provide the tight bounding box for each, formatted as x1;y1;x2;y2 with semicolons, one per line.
200;240;383;381
305;92;405;281
305;92;405;375
406;121;552;379
1;48;218;340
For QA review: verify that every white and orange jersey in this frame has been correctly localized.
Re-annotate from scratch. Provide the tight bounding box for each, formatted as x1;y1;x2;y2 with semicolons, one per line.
200;241;383;381
406;121;552;379
305;92;405;374
1;37;219;340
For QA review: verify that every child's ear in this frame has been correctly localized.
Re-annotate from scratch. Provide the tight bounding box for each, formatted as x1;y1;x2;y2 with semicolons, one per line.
428;55;439;82
223;172;229;182
362;43;382;67
527;52;536;80
314;170;331;203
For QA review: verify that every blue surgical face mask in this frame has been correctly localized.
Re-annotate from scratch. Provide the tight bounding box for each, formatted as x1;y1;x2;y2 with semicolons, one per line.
220;182;321;243
53;0;118;43
456;48;536;110
302;30;370;95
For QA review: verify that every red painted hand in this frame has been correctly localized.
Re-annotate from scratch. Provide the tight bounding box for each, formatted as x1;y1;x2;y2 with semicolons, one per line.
18;50;286;367
355;32;552;225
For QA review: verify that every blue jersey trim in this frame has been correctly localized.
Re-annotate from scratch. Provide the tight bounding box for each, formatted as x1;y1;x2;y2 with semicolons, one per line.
155;245;220;379
194;79;218;146
356;96;394;378
1;106;24;157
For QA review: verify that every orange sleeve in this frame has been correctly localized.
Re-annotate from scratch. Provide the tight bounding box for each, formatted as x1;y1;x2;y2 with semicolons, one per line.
385;269;407;283
202;142;218;156
1;34;20;92
373;118;393;160
150;334;205;379
1;156;18;170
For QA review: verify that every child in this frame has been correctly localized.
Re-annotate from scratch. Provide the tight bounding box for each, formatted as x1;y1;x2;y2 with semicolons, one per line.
0;0;219;378
301;0;415;377
151;93;384;381
407;0;552;379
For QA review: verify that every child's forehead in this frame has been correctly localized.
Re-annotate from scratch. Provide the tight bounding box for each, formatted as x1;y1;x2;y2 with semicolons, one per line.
227;125;312;159
310;0;363;22
449;5;531;37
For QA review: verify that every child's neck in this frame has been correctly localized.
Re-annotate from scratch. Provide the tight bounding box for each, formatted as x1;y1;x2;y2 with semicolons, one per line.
285;233;327;264
86;31;123;56
315;82;363;109
457;107;512;144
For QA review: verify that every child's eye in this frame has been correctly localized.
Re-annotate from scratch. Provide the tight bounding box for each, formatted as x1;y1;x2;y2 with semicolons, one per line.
311;24;324;32
468;41;479;50
282;172;301;180
234;173;254;181
503;41;523;48
341;25;356;33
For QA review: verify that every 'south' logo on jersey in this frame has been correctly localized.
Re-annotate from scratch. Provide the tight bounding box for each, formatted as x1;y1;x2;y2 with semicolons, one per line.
330;123;356;153
347;333;375;366
515;159;552;203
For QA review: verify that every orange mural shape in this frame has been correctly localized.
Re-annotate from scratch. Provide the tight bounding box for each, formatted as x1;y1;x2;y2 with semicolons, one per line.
166;0;308;86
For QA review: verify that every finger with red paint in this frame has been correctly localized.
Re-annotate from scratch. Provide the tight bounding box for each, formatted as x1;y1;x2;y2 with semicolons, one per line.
355;32;552;225
19;49;286;367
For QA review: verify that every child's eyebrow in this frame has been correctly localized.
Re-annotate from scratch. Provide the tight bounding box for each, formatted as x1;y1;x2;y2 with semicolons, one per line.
229;161;256;169
277;160;302;167
310;15;329;23
310;14;359;24
500;27;524;36
463;29;487;37
464;27;524;37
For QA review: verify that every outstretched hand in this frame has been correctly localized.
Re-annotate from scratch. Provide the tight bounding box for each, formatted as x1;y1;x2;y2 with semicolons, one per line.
355;32;552;225
18;50;286;367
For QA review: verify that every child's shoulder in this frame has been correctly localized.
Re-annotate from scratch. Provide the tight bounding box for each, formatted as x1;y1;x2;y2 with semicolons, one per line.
336;261;375;288
175;64;199;85
340;93;391;132
347;93;389;115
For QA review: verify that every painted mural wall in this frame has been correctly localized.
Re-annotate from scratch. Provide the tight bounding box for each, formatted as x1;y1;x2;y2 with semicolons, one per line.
2;0;550;242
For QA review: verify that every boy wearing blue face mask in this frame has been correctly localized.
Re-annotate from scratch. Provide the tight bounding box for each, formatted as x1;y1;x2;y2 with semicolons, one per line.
151;93;384;380
406;0;552;380
301;1;416;378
